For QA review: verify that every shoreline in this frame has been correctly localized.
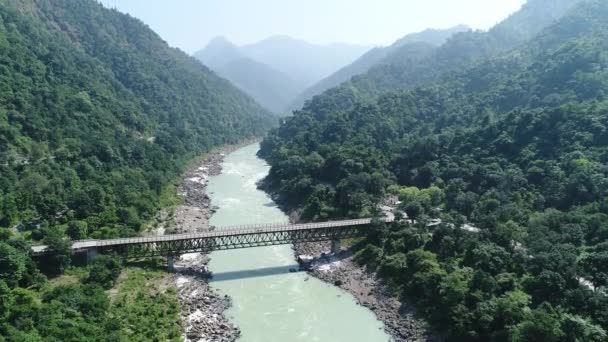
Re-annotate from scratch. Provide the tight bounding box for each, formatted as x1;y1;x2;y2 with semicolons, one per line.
293;241;438;342
159;139;259;342
266;191;437;341
160;140;433;341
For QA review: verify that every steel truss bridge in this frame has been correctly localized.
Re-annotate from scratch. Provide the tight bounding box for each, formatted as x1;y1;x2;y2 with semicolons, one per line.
31;218;392;259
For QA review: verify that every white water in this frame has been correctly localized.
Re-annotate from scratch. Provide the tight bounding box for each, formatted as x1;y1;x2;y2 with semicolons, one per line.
207;143;389;342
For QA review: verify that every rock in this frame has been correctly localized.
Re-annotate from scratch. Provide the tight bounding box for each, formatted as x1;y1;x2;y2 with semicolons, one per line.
163;144;258;342
292;240;436;342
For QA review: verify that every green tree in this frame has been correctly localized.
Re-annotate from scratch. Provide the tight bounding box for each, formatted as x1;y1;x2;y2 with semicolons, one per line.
0;242;26;287
511;303;564;342
43;226;72;272
66;220;88;240
85;255;122;289
578;252;608;289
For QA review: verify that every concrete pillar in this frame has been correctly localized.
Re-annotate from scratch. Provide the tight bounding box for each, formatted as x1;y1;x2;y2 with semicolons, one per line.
331;239;341;254
167;255;175;272
86;247;98;263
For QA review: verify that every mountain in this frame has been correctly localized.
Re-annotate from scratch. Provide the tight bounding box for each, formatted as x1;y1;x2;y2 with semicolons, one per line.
289;25;470;110
391;24;471;47
0;0;275;340
195;37;305;113
239;36;372;87
195;36;245;69
215;58;303;113
194;36;371;114
0;0;274;236
298;0;585;115
260;0;608;340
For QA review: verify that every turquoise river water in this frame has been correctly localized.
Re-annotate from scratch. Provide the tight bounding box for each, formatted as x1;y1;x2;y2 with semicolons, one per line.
206;143;390;342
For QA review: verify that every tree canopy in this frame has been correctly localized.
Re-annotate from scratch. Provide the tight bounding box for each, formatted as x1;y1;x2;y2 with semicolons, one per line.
260;0;608;340
0;0;275;239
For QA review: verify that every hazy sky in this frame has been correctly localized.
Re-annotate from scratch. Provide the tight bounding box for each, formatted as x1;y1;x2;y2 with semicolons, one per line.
99;0;527;54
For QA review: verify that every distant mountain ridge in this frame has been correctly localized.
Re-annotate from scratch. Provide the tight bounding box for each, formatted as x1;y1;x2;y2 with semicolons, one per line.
196;36;244;69
215;58;304;114
296;0;586;116
238;36;373;87
194;36;371;114
289;24;470;111
195;37;305;113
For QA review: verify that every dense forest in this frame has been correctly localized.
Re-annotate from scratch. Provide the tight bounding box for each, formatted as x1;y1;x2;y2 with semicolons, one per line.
260;0;608;340
0;0;274;339
0;0;274;237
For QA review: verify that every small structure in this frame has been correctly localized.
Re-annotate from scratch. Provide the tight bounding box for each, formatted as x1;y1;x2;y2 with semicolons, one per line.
297;255;314;268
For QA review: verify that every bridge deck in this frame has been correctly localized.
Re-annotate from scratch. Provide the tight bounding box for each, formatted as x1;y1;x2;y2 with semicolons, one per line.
32;218;391;255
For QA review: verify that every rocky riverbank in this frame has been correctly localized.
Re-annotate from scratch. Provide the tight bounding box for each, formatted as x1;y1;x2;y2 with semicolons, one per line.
158;141;258;342
170;140;257;235
294;240;439;342
173;254;239;342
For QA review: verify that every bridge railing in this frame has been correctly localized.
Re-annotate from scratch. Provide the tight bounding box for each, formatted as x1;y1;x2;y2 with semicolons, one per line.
33;217;393;253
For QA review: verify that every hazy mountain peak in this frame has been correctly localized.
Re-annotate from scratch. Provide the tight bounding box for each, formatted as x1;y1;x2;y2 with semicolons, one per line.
207;36;236;48
195;36;243;69
195;35;372;113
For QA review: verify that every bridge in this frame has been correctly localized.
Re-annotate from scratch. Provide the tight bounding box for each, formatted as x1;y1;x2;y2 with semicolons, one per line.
32;218;392;266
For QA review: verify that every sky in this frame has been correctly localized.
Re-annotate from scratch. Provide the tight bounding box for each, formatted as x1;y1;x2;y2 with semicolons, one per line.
99;0;527;54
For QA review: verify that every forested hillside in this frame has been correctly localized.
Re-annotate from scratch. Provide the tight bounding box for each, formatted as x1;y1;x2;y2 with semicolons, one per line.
289;25;469;111
297;0;585;115
0;0;274;339
260;0;608;340
0;0;274;238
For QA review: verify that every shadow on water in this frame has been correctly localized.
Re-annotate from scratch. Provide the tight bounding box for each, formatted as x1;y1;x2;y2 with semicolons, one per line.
208;247;367;282
210;264;303;282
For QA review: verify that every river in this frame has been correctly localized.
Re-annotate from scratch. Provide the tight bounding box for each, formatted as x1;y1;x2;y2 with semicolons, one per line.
206;143;390;342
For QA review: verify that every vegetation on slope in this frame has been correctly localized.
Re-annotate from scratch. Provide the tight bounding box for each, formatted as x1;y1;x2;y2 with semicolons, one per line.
0;248;180;341
0;0;274;240
296;0;585;116
0;1;274;339
260;1;608;340
289;25;470;111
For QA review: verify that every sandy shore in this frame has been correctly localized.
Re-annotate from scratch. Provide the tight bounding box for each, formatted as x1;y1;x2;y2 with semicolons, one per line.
294;241;439;342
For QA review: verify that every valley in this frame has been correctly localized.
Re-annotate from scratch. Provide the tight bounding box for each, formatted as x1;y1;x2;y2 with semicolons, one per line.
1;0;608;341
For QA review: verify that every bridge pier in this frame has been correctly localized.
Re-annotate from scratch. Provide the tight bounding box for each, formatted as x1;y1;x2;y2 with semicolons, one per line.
167;255;175;272
86;247;98;263
331;239;341;254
